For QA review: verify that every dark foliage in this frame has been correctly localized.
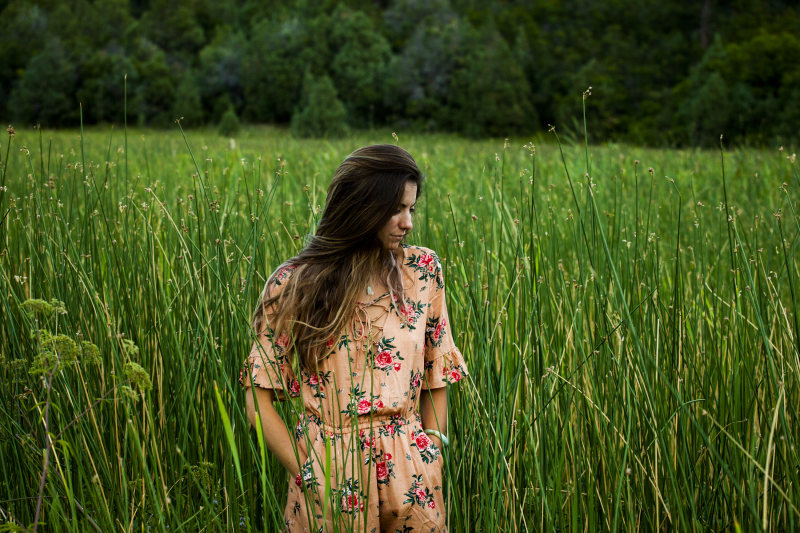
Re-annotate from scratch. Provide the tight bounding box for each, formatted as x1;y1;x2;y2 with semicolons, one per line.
1;0;798;145
291;70;349;138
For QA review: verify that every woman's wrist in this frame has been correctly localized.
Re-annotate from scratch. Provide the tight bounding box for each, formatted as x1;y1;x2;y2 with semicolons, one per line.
292;452;309;486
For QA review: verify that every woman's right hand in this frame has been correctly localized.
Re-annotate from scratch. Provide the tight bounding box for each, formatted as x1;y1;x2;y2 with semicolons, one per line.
245;387;309;478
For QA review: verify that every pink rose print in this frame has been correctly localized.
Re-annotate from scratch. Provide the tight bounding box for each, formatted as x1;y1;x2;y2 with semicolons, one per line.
419;254;434;269
433;323;442;342
393;362;401;371
386;424;395;435
375;350;393;368
326;336;335;348
449;369;463;382
376;461;388;481
385;453;392;460
360;431;375;449
308;374;319;386
415;432;432;450
428;500;436;509
289;379;301;395
357;399;372;415
342;493;363;513
412;374;421;388
399;305;416;323
276;333;290;348
403;474;434;507
375;399;384;409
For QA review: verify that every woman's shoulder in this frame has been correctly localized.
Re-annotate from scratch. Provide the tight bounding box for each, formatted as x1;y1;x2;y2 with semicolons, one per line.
402;244;437;257
269;261;297;284
400;244;444;284
262;260;298;297
401;243;441;262
403;244;439;267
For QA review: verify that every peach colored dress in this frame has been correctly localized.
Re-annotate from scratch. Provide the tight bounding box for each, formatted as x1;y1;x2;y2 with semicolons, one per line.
240;245;468;533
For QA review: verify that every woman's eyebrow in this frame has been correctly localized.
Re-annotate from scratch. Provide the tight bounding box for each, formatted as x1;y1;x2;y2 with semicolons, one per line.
399;201;417;208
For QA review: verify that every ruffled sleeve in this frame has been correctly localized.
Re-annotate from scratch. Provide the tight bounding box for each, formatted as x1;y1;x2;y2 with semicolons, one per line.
421;252;468;389
239;265;301;400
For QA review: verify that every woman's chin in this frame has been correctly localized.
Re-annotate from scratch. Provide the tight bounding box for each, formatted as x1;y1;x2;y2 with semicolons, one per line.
381;240;401;250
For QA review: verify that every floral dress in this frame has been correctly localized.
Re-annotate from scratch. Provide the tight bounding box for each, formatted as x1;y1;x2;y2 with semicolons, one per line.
240;245;468;533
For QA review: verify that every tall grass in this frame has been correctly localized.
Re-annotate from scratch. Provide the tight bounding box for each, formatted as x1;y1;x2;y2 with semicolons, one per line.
0;119;798;531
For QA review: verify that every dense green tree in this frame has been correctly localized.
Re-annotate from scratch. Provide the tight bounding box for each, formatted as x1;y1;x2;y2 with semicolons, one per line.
329;6;392;126
218;104;241;136
673;35;728;145
131;39;176;126
724;31;800;143
384;7;464;130
242;16;330;123
686;72;732;146
0;1;48;120
140;0;205;58
173;70;204;127
8;38;77;127
555;57;627;139
449;23;536;137
383;0;455;50
777;68;800;143
0;0;797;143
76;48;138;124
197;28;247;115
47;0;133;54
240;0;291;24
291;71;349;138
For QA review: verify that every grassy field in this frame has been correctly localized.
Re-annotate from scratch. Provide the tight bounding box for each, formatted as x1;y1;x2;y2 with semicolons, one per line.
0;122;798;531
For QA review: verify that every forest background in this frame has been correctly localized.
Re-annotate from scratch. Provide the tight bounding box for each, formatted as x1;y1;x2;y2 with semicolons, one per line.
2;0;799;146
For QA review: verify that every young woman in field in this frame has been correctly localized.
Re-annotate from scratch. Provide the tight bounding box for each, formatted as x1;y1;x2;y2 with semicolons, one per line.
241;144;468;532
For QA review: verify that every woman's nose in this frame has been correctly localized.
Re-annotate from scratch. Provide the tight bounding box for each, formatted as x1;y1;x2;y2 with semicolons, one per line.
399;212;413;230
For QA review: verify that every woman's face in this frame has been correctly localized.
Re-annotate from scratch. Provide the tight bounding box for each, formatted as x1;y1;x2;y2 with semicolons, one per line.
377;181;417;250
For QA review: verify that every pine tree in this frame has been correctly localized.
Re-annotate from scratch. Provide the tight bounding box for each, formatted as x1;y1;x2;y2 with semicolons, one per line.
291;71;349;138
173;70;204;127
218;105;241;136
131;39;176;127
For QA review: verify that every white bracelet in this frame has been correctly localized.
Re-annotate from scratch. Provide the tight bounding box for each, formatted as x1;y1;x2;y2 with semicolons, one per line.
424;429;449;447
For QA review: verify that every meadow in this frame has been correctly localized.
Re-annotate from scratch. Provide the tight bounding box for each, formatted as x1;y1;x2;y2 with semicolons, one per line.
0;121;798;531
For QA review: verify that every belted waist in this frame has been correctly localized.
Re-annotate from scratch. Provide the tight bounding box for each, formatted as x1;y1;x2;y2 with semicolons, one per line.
307;412;421;435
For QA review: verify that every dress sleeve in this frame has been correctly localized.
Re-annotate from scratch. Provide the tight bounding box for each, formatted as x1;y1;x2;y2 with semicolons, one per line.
239;265;300;400
422;253;468;390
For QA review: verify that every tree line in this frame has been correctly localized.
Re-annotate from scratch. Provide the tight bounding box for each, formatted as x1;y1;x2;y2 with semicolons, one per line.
1;0;798;145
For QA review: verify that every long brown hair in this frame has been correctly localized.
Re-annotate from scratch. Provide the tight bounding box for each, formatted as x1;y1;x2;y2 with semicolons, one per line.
252;144;423;371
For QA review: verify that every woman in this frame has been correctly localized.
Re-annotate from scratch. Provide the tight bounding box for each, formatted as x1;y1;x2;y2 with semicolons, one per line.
241;144;468;532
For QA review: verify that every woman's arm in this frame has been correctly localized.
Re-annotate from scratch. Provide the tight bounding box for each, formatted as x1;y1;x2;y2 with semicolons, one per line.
419;387;447;449
245;387;307;477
